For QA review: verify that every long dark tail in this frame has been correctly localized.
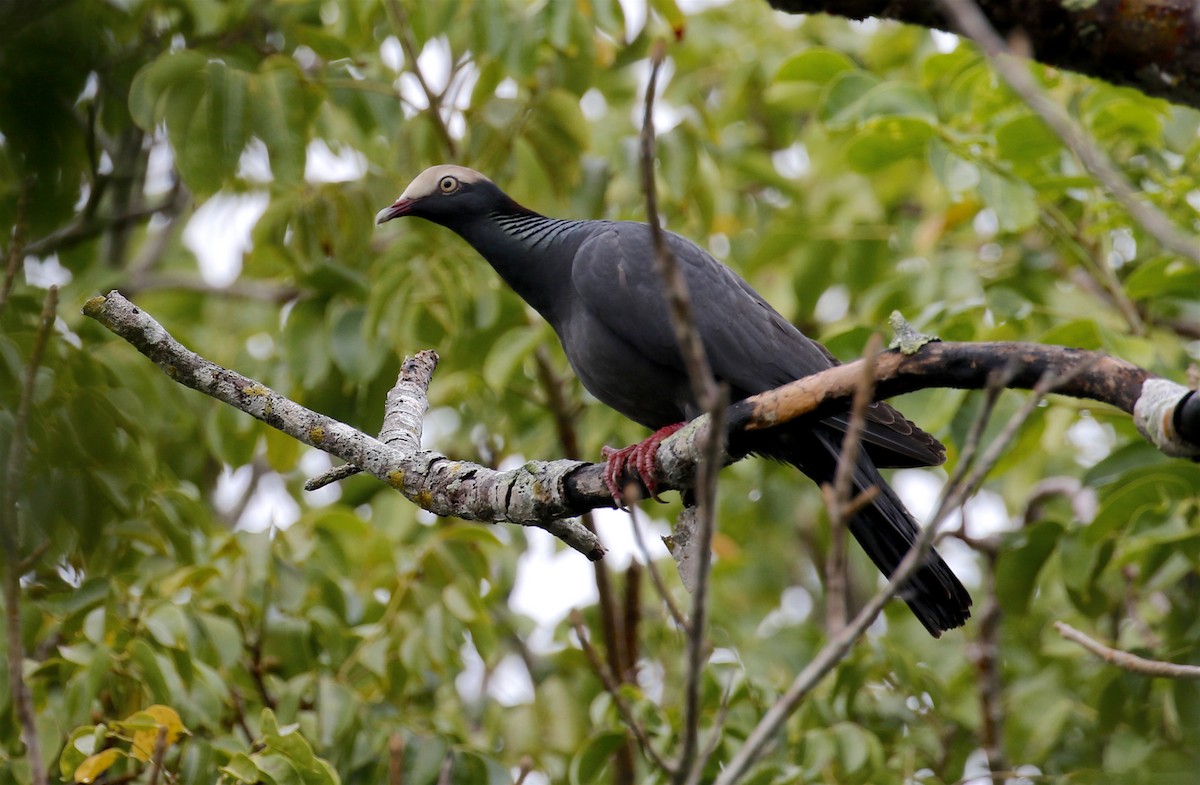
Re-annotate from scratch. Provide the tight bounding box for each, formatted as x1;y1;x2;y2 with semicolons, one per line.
769;428;972;637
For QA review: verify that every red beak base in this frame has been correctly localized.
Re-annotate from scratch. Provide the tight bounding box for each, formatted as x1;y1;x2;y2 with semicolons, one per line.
375;198;415;224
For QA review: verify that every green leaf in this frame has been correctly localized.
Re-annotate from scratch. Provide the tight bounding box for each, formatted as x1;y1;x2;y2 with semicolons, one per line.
995;521;1063;613
128;50;207;130
996;113;1060;162
569;730;628;785
220;753;263;783
1039;319;1104;350
1123;256;1200;300
845;116;934;172
481;325;544;390
978;169;1038;232
775;48;856;84
818;70;881;129
858;82;937;122
250;56;320;184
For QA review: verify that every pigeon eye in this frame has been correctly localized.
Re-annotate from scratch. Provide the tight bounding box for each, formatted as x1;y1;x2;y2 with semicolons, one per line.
438;176;458;193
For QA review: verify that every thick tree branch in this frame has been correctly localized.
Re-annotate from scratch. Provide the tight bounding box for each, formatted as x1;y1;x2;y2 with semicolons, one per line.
766;0;1200;111
82;290;605;559
84;292;1200;557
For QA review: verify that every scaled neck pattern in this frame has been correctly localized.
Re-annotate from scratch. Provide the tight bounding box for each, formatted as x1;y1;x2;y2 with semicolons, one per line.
456;208;591;324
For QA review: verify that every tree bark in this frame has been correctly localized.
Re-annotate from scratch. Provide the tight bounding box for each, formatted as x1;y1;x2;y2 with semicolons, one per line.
767;0;1200;110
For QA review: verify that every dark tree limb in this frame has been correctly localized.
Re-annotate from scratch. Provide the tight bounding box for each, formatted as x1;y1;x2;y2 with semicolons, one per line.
767;0;1200;111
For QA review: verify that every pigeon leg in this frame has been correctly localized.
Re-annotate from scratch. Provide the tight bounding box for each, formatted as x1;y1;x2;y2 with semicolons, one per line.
601;423;685;504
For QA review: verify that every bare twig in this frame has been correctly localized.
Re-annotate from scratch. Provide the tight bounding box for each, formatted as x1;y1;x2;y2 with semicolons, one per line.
571;610;677;776
436;751;454;785
389;734;406;785
937;0;1200;265
1022;476;1098;526
639;39;717;413
384;0;457;157
513;756;534;785
1;285;56;785
627;504;690;632
684;674;736;785
229;688;256;746
638;39;727;785
716;369;1069;785
530;343;635;782
146;726;169;785
24;194;181;258
823;334;883;634
677;386;727;785
970;555;1007;777
1054;621;1200;679
0;178;29;319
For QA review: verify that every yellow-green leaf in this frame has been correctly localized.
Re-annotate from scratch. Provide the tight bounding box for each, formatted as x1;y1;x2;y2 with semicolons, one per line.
125;704;188;761
74;749;122;784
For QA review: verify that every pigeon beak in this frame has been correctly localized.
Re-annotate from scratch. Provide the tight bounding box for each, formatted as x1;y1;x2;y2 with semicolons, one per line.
375;198;416;225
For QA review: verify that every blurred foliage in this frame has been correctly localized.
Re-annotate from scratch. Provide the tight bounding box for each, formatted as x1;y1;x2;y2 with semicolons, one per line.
2;0;1200;783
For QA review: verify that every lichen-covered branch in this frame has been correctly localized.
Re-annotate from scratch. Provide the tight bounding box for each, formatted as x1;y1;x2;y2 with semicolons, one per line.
82;290;604;560
84;291;1199;565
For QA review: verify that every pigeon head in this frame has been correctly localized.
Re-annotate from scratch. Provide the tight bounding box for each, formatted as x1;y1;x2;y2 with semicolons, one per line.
376;165;528;228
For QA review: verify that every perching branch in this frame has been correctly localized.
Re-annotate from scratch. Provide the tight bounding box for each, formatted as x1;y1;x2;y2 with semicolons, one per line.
82;290;605;560
84;292;1200;555
1054;621;1200;680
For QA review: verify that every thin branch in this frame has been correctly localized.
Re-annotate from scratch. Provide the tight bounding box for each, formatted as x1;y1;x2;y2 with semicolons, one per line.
0;178;29;319
716;369;1067;785
936;0;1200;265
823;333;883;635
436;751;454;785
384;0;457;157
125;274;300;304
23;195;180;258
513;756;533;785
970;554;1007;777
229;688;256;746
1054;621;1200;679
571;610;677;776
677;385;726;785
638;39;726;785
627;504;690;632
684;673;736;785
146;726;169;785
389;733;406;785
1;285;57;785
639;39;717;413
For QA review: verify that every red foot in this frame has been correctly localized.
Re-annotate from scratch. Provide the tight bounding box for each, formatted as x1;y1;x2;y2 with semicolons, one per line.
601;423;685;505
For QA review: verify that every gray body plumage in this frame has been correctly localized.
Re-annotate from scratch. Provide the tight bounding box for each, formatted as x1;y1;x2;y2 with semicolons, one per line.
378;165;971;636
